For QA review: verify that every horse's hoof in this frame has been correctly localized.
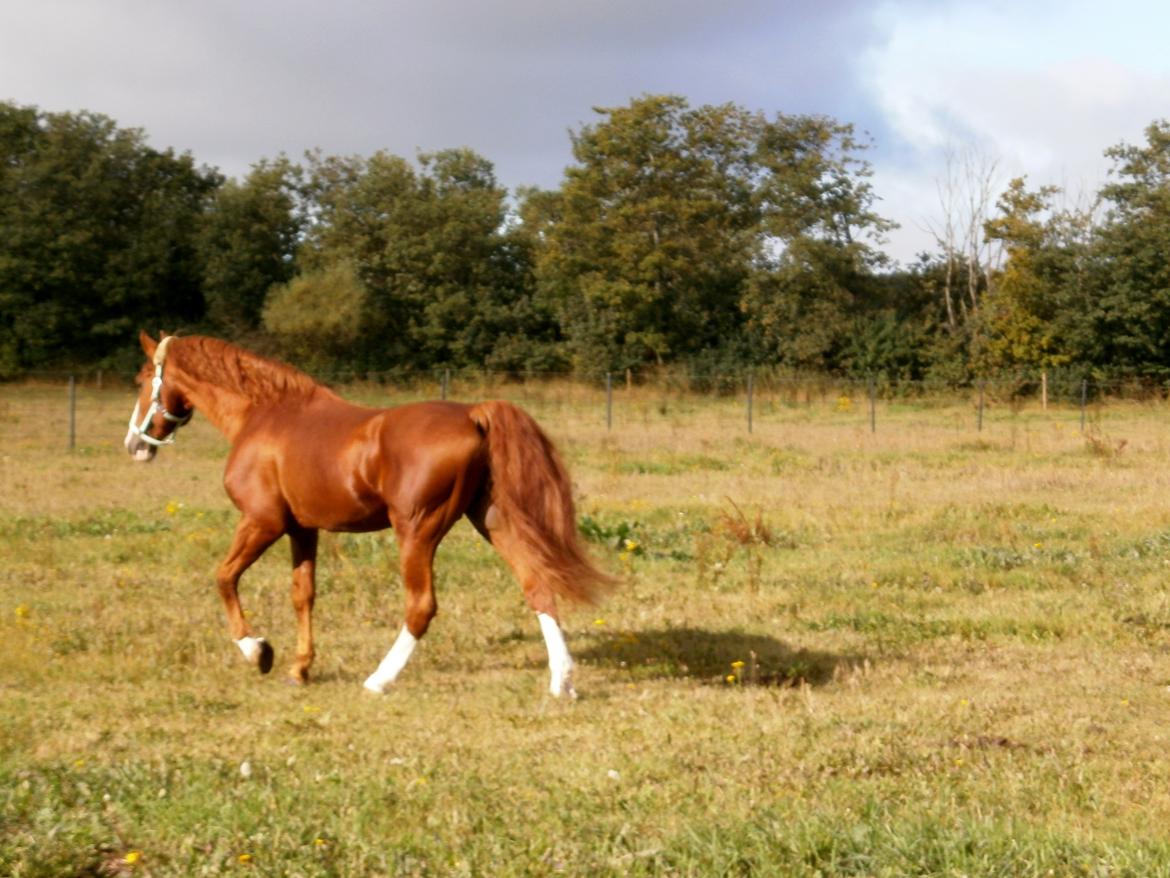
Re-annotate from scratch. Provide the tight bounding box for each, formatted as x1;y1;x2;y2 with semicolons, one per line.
550;683;578;700
362;676;389;695
257;640;274;674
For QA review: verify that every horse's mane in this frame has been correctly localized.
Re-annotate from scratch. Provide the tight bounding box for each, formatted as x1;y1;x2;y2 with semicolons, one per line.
174;336;332;404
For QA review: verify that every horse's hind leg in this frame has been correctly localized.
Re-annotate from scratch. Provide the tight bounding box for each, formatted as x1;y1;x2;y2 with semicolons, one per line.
288;526;318;684
363;534;438;694
217;515;283;674
470;505;576;698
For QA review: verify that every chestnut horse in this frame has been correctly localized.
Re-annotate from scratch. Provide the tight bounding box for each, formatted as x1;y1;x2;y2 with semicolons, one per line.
123;332;612;697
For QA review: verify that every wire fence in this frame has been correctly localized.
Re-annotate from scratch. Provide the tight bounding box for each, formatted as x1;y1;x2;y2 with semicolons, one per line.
16;365;1170;400
5;367;1169;454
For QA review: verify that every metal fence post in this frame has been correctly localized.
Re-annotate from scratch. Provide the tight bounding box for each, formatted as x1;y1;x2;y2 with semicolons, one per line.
68;374;76;452
868;375;876;434
746;372;754;434
605;372;612;430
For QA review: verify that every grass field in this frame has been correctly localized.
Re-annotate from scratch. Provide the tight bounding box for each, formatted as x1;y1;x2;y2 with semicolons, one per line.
4;380;1170;876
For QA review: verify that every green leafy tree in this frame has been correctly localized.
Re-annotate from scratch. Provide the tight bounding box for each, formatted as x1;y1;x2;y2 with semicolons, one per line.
738;114;892;371
975;177;1067;375
529;95;891;375
529;95;758;374
0;102;218;374
1085;121;1170;375
262;260;366;368
293;148;536;370
199;157;302;335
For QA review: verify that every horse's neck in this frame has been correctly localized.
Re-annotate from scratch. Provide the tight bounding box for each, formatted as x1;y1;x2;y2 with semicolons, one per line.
176;371;259;443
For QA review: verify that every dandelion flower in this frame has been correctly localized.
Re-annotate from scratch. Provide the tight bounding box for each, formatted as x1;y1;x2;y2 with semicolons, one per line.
593;618;606;626
730;661;745;670
123;850;142;866
14;604;29;619
726;674;736;684
314;838;328;848
238;853;253;865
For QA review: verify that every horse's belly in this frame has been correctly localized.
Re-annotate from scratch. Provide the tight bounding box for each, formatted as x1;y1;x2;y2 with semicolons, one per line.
321;507;392;533
285;478;390;533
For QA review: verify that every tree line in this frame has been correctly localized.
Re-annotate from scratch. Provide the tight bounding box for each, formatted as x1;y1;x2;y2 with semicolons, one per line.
3;95;1170;381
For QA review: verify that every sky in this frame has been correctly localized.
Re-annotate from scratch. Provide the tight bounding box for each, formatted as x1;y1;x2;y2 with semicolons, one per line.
2;0;1168;264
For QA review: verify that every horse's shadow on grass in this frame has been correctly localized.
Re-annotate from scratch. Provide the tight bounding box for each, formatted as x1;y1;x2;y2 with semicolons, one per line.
574;627;861;688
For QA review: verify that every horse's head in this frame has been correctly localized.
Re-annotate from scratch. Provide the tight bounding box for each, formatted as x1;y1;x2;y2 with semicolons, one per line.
124;331;194;462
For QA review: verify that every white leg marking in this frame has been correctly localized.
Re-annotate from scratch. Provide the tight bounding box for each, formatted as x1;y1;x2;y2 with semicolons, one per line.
363;626;418;694
538;612;576;699
236;636;266;664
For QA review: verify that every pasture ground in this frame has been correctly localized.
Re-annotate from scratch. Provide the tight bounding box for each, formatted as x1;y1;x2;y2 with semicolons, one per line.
3;381;1170;876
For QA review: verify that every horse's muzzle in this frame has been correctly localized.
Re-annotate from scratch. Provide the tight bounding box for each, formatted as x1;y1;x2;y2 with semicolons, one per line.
124;429;157;462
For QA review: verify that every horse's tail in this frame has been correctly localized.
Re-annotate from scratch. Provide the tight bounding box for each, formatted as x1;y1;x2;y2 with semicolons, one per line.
469;400;616;606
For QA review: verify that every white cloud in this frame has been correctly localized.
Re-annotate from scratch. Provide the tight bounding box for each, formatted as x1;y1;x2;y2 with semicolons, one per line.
862;0;1170;263
4;0;1169;269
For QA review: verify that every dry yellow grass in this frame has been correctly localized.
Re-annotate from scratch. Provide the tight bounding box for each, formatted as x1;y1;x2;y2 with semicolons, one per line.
4;380;1170;875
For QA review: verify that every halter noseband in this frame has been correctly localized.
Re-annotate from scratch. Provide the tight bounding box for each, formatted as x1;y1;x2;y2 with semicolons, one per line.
127;336;193;447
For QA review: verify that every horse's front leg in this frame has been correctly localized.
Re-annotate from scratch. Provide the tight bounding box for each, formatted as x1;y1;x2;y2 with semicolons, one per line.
217;515;283;674
288;526;318;684
363;534;438;694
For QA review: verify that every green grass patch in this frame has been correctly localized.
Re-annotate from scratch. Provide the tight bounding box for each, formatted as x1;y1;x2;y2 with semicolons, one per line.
6;385;1170;873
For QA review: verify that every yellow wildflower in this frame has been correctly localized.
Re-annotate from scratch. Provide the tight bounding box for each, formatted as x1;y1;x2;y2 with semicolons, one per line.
730;661;745;670
238;853;253;865
123;850;142;866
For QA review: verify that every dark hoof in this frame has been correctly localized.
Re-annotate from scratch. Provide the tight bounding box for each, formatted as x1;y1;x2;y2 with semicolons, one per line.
257;639;274;674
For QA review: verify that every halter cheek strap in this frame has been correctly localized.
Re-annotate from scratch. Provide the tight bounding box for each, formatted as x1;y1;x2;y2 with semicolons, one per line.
127;338;193;447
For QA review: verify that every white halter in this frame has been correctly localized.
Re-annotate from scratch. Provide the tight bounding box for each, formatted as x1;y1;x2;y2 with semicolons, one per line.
126;336;192;447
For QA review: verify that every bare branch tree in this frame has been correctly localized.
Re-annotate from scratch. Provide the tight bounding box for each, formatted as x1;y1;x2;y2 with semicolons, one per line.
924;144;1002;333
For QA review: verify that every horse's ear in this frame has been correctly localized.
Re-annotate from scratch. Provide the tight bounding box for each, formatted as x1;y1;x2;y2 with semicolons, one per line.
139;330;158;358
